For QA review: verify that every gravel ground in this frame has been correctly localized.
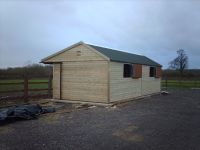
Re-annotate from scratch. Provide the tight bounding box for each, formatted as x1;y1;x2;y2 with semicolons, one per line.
0;89;200;150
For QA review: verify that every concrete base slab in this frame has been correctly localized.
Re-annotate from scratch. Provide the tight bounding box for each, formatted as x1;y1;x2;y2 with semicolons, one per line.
49;99;112;107
49;92;161;107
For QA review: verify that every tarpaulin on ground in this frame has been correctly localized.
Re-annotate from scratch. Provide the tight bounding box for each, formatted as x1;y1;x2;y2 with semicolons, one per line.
0;104;55;123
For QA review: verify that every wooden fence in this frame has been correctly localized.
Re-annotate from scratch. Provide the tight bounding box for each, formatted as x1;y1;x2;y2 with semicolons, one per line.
0;75;52;100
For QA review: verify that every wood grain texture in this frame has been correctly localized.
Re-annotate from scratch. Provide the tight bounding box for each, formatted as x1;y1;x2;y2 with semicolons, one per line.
52;63;60;99
109;62;161;102
61;61;109;103
109;62;142;102
44;45;106;62
141;65;161;95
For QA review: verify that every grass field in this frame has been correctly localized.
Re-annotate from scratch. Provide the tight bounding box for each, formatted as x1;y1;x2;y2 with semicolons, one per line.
161;80;200;89
0;79;49;97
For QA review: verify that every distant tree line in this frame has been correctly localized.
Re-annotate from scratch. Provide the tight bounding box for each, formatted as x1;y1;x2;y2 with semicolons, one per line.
162;69;200;80
0;64;52;79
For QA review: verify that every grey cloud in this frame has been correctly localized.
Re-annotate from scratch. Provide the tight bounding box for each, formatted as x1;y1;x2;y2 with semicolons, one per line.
0;0;199;68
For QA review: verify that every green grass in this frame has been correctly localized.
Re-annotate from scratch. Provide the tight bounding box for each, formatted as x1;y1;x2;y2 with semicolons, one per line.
162;80;200;89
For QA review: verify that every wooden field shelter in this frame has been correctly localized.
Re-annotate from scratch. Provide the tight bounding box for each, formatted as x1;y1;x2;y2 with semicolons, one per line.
41;41;162;103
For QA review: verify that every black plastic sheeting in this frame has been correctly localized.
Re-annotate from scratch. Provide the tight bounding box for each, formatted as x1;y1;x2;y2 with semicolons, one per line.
0;104;55;124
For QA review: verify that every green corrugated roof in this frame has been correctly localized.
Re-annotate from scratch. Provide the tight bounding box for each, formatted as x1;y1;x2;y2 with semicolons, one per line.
88;44;161;67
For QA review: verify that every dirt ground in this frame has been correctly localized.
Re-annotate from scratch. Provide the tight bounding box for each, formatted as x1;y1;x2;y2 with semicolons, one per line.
0;89;200;150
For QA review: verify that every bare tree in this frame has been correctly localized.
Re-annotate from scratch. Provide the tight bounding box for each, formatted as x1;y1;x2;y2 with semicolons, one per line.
169;49;188;77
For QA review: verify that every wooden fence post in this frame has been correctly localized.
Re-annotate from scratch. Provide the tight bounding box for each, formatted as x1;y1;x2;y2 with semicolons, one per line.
24;76;28;101
48;74;53;97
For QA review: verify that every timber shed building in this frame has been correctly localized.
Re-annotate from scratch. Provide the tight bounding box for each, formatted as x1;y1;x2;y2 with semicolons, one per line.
41;41;162;104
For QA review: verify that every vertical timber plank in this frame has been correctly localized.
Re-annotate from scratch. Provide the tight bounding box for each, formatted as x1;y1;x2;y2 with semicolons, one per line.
60;63;62;100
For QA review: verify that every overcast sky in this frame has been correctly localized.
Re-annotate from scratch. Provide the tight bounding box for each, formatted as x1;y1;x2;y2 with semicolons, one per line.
0;0;200;69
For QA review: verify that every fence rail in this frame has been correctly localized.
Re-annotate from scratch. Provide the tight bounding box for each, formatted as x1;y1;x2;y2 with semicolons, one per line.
0;76;52;100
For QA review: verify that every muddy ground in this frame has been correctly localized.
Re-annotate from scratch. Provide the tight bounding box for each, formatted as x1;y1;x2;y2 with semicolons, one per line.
0;89;200;150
